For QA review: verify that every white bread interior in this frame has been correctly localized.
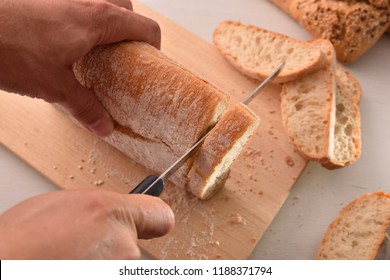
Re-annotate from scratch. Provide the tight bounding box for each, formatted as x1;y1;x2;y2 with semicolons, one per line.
322;65;362;169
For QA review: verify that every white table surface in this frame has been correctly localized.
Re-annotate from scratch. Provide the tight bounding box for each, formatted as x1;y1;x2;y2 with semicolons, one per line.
0;0;389;260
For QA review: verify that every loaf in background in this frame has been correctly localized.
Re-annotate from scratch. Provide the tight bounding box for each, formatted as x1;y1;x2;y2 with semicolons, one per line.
270;0;390;63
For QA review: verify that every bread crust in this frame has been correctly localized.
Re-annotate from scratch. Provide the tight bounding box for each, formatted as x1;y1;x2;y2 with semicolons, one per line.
317;192;390;260
73;41;229;186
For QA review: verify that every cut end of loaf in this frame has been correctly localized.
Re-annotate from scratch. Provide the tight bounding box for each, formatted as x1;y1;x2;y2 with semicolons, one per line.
187;103;260;200
317;192;390;260
213;20;324;83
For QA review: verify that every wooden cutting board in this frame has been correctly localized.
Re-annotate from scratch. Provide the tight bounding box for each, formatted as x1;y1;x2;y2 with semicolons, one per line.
0;1;307;259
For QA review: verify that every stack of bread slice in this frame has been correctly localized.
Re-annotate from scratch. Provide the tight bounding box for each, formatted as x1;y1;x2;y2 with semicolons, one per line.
213;20;362;169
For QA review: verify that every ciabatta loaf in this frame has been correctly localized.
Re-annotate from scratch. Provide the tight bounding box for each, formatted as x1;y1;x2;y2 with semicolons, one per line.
187;103;260;200
213;20;324;83
73;42;229;186
271;0;390;63
317;192;390;260
322;66;362;169
280;39;336;162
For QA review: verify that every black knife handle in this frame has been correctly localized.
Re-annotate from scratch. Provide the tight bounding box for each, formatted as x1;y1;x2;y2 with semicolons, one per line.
129;175;164;197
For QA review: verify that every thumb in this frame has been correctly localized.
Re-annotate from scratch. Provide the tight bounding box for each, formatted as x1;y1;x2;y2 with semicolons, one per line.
126;195;175;239
60;71;114;137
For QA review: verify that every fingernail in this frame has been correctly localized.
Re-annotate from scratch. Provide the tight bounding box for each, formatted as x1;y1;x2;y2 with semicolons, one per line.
88;115;114;137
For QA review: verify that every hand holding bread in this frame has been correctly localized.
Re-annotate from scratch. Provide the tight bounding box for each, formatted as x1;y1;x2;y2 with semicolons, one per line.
0;0;161;137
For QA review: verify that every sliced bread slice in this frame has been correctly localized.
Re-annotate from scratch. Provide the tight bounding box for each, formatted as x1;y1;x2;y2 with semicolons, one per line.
317;192;390;260
187;103;260;200
335;65;362;105
280;39;336;162
322;66;362;169
213;20;324;83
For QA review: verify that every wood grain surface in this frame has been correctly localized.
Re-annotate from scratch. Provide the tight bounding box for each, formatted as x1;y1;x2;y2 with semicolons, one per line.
0;1;307;259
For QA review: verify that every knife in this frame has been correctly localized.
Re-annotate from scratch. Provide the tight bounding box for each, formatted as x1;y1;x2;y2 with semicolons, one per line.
129;62;285;196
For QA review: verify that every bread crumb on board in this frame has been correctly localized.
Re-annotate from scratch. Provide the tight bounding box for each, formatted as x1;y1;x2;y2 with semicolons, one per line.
243;147;261;157
284;156;295;167
229;213;247;225
92;180;104;186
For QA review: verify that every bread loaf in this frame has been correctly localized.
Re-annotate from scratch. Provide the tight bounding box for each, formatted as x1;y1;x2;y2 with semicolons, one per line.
73;41;229;187
317;192;390;260
270;0;390;63
187;103;260;200
280;39;336;162
213;20;324;83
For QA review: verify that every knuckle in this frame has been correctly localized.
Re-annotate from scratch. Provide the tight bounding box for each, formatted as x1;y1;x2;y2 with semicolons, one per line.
70;95;97;122
88;1;113;42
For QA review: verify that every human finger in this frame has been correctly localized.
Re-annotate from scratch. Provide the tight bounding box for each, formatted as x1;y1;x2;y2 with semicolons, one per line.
105;0;133;10
93;3;161;49
124;195;175;239
59;70;114;137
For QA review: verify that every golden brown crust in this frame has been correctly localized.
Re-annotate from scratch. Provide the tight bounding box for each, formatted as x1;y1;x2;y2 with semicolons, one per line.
187;103;260;199
73;41;229;186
